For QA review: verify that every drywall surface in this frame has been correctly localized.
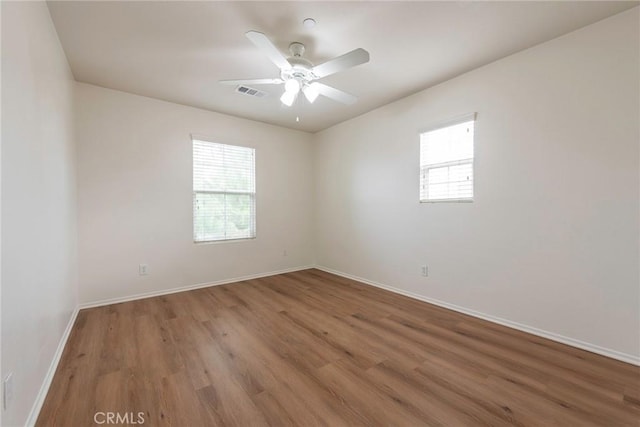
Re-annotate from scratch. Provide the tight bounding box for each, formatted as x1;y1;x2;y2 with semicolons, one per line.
314;8;640;359
1;2;78;425
75;83;314;304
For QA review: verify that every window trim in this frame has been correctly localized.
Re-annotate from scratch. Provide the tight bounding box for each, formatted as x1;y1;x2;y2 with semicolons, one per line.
419;113;476;203
417;112;476;135
192;136;256;244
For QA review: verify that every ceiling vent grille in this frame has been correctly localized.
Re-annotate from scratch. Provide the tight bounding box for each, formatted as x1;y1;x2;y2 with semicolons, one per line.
235;85;267;98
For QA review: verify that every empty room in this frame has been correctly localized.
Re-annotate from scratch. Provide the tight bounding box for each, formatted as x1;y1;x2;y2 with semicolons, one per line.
2;1;639;426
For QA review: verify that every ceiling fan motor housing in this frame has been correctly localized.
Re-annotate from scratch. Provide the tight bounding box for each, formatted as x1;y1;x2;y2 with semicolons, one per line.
281;42;317;83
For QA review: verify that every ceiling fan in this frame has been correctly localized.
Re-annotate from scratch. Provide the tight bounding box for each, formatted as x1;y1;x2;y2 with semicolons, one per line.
220;31;370;107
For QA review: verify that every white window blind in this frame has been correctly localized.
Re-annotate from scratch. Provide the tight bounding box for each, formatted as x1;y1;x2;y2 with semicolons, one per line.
420;115;475;202
193;139;255;242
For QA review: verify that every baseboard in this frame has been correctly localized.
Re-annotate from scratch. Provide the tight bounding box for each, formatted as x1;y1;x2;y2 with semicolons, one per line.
79;265;315;309
314;265;640;367
25;306;80;427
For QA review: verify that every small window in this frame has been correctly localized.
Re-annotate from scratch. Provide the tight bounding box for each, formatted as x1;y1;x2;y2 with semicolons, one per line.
193;138;256;242
420;114;475;202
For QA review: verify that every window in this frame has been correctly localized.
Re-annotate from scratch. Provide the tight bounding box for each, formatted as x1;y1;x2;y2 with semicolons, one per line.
420;113;475;202
193;138;256;242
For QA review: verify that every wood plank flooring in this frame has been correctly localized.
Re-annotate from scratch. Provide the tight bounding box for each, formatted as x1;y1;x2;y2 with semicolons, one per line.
37;269;640;426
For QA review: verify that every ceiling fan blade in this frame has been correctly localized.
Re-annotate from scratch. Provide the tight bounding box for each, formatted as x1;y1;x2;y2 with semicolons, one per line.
219;78;284;85
312;48;369;79
245;31;291;71
315;83;357;105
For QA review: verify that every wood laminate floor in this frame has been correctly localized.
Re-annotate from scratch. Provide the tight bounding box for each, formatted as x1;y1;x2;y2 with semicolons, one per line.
37;269;640;426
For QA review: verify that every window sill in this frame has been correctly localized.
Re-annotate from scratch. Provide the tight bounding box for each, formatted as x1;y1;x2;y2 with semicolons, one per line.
194;237;257;245
419;198;473;203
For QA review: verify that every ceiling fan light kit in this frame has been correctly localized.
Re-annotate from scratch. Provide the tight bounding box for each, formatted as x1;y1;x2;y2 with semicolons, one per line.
280;87;297;106
303;83;320;103
220;30;369;110
281;81;320;107
284;78;300;94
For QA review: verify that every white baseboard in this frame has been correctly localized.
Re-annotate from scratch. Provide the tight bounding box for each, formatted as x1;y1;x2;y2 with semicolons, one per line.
25;306;80;427
78;265;315;309
314;265;640;367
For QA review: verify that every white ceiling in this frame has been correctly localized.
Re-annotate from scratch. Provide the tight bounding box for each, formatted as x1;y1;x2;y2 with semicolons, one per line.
48;1;638;133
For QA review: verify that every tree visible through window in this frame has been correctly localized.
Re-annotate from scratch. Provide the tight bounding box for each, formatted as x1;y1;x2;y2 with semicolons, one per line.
193;139;256;242
420;114;475;202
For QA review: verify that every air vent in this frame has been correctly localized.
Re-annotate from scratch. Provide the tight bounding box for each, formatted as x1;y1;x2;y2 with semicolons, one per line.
235;85;267;98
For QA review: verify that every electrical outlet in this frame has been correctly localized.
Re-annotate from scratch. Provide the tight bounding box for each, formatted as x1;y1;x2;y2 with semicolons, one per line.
421;265;428;277
283;249;288;257
3;373;14;410
139;264;148;276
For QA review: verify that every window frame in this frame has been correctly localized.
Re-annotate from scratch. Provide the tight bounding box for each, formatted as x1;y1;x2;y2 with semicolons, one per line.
419;113;476;203
192;136;256;244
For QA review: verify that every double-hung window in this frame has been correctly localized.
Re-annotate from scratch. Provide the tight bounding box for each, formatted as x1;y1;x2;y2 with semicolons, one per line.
420;113;476;202
193;138;256;242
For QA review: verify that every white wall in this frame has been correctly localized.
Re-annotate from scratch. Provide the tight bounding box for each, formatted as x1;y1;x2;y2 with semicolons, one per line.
314;8;640;360
1;2;78;426
75;83;315;304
